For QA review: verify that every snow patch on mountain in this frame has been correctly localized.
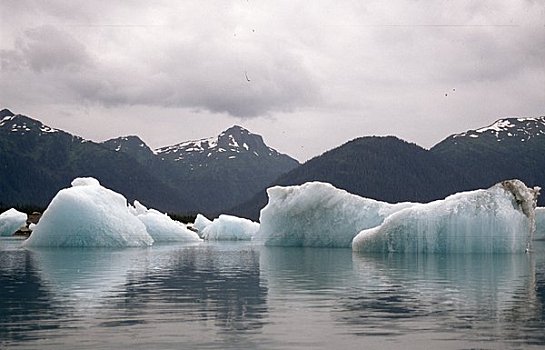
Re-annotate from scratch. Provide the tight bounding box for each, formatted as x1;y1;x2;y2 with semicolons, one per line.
0;114;79;139
452;116;545;142
153;125;287;166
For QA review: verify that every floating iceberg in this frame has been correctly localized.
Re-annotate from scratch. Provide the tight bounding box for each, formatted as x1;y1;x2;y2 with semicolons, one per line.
353;180;540;254
255;182;414;247
25;178;154;247
192;213;213;233
130;201;201;242
202;214;259;241
536;207;545;240
0;208;27;236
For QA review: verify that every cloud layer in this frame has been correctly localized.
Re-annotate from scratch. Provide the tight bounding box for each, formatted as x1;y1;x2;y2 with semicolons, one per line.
1;0;544;160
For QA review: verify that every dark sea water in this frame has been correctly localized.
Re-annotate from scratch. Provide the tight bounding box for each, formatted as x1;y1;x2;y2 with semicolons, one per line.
1;237;544;349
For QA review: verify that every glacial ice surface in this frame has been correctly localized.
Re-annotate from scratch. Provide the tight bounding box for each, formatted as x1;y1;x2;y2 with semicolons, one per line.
0;208;27;236
536;207;545;240
130;201;201;242
202;214;259;241
25;178;154;247
192;213;213;233
255;182;414;247
353;180;540;254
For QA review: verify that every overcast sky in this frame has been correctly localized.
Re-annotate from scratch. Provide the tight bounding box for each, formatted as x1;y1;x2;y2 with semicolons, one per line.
1;0;543;161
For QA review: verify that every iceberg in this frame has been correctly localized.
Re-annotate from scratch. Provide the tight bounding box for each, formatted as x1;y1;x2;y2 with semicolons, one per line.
0;208;27;236
130;201;201;242
353;180;540;254
255;182;414;247
24;178;154;247
536;207;545;240
192;213;213;233
202;214;259;241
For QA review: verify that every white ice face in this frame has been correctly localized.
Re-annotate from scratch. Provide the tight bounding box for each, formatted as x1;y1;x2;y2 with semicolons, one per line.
201;214;259;241
353;180;540;254
0;208;27;236
24;178;154;247
193;213;213;233
131;200;201;243
536;208;545;241
255;182;415;247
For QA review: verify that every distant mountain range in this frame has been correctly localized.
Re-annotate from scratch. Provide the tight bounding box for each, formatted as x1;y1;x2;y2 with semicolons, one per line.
1;108;543;218
229;116;545;220
0;109;299;214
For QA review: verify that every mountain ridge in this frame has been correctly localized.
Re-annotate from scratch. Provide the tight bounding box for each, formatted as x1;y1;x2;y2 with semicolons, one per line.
0;109;299;215
229;115;545;220
1;109;543;218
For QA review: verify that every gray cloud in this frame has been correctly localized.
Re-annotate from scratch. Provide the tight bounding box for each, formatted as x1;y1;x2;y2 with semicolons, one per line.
0;0;543;161
19;26;93;72
0;1;322;117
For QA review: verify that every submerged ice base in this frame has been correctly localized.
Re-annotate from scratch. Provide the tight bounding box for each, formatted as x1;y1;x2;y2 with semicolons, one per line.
353;180;540;254
255;182;414;247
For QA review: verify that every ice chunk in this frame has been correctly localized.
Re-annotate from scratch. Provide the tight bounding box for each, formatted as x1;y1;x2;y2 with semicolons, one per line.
255;182;414;247
192;213;213;233
536;207;545;240
353;180;540;254
0;208;27;236
202;214;259;241
25;178;154;247
72;177;100;187
131;200;201;242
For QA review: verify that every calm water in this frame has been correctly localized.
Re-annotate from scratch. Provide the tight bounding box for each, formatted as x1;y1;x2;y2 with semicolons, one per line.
1;238;544;349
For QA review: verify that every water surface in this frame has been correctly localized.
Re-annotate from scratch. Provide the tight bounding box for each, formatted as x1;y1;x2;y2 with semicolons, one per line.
1;238;544;349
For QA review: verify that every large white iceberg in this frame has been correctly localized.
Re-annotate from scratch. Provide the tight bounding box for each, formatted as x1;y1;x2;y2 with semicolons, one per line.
255;182;414;247
201;214;259;241
536;207;545;240
353;180;540;254
130;201;201;242
0;208;27;236
24;178;154;247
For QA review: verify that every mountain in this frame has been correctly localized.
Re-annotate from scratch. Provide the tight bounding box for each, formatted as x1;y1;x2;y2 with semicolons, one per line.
231;116;545;220
0;109;299;214
4;108;542;217
0;109;194;212
229;136;468;220
102;135;156;165
430;116;545;205
104;125;300;213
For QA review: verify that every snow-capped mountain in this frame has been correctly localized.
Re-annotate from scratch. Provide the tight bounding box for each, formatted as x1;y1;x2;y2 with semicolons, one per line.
101;125;300;214
154;125;293;169
0;109;80;140
102;135;156;165
0;109;195;212
431;115;545;205
100;125;300;214
232;115;545;219
1;108;300;214
449;116;545;144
